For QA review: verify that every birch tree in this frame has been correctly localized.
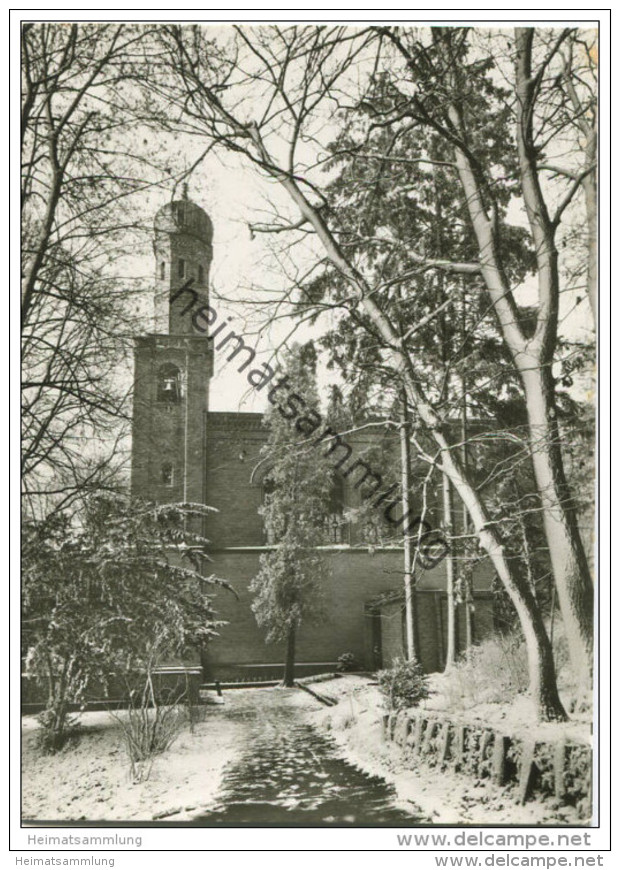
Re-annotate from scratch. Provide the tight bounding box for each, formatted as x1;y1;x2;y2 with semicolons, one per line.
21;22;169;519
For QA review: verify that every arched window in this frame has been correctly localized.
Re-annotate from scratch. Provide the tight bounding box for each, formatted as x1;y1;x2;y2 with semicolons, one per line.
160;262;165;280
161;463;174;486
157;364;182;403
198;264;204;284
178;258;185;279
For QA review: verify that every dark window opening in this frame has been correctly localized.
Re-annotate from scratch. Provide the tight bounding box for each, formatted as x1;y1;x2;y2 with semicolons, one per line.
198;264;204;284
329;474;345;514
160;262;166;280
157;364;182;403
178;258;185;279
161;463;174;486
173;201;187;227
325;475;348;544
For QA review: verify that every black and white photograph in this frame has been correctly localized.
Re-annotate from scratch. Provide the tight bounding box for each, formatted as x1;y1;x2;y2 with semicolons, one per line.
14;10;608;853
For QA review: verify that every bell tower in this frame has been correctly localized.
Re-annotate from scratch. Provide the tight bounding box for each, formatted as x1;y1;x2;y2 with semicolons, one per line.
131;192;214;507
153;186;213;334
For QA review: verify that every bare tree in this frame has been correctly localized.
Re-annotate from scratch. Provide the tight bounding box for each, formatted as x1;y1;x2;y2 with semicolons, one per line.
536;29;597;323
21;23;170;518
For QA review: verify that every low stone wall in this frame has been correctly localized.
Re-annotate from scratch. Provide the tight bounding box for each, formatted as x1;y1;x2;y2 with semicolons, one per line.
383;710;592;820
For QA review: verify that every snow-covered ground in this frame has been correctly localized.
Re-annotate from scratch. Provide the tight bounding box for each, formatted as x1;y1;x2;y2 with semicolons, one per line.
307;675;591;826
22;676;591;825
22;698;246;822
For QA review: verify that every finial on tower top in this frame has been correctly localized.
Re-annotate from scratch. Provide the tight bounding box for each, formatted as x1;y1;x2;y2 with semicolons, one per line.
182;182;189;200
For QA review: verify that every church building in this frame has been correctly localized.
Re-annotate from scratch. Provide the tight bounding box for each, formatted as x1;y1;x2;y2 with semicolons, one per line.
130;195;495;680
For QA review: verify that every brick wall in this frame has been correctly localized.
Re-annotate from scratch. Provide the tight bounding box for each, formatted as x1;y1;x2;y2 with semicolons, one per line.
203;549;403;675
200;412;496;678
203;549;495;678
378;592;496;673
204;412;465;551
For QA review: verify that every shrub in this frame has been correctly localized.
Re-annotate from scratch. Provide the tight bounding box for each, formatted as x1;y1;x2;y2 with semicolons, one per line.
439;631;529;711
111;674;189;782
29;649;92;752
377;659;430;711
23;498;227;752
336;652;358;673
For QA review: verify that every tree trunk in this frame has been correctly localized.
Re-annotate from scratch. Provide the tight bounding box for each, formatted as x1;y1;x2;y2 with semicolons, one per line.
400;396;418;662
521;364;594;690
583;165;597;324
459;277;474;661
429;433;567;721
442;471;457;671
464;587;474;658
512;30;593;692
282;624;296;687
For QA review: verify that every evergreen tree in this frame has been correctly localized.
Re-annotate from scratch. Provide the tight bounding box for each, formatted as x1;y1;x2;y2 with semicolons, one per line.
250;344;333;687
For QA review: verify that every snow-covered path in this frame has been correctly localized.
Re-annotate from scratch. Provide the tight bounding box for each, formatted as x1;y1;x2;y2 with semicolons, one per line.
191;687;424;826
